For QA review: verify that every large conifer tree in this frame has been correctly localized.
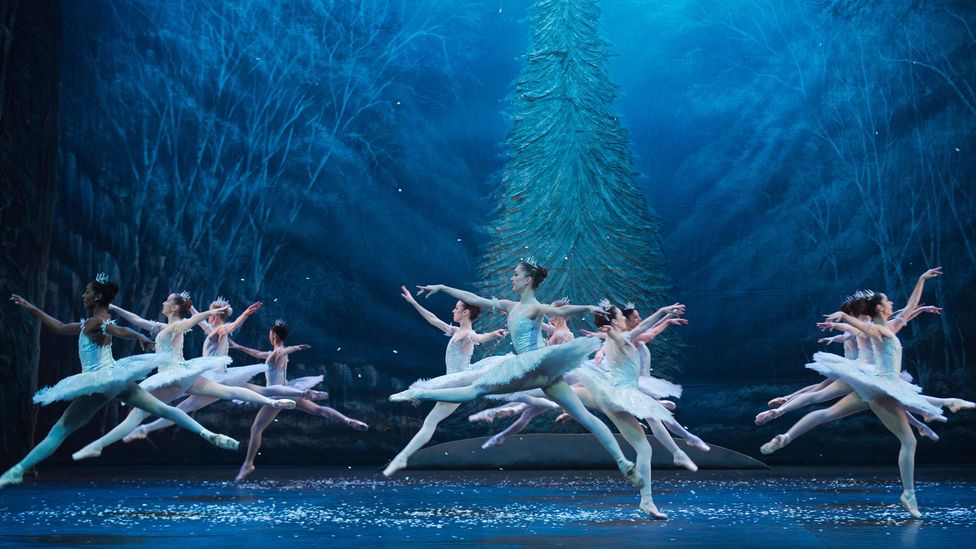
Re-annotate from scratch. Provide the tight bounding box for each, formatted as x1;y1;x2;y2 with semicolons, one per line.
478;0;678;371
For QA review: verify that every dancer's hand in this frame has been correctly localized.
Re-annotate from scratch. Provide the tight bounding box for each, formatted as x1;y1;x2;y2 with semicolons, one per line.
916;305;942;315
586;305;605;314
212;305;231;316
416;285;442;298
296;344;311;351
823;311;845;322
488;329;507;339
815;321;834;331
139;338;155;352
658;303;685;316
9;294;35;310
400;285;418;304
580;329;607;339
550;297;570;307
919;267;943;281
242;302;262;316
666;317;688;326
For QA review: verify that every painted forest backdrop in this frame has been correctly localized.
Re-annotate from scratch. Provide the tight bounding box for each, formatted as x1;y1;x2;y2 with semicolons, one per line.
2;0;975;468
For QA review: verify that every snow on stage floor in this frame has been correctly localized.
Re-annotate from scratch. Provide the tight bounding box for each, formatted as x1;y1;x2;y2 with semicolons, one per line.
1;465;974;547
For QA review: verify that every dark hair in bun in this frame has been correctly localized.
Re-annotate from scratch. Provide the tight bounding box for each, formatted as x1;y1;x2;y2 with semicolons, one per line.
519;262;548;289
593;305;620;328
271;319;290;342
90;278;120;306
461;302;482;321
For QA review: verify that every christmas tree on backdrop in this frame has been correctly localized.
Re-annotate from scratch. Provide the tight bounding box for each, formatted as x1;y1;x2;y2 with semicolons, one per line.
478;0;678;372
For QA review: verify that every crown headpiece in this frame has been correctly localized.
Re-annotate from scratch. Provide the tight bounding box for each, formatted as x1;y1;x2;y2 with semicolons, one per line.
522;255;540;269
212;295;230;307
273;318;288;328
95;272;109;284
598;298;613;311
178;290;191;301
623;301;635;310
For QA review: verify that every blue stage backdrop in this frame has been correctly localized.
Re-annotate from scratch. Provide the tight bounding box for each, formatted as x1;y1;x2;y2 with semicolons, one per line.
2;0;974;466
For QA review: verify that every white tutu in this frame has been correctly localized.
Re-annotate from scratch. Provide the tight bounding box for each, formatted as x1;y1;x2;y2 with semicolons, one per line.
33;354;160;405
409;355;508;390
140;356;231;392
806;352;944;421
574;368;673;422
474;337;601;389
637;376;682;399
286;375;324;391
204;363;267;387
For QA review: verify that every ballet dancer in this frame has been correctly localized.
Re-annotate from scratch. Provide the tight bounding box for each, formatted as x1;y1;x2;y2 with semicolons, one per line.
1;277;238;489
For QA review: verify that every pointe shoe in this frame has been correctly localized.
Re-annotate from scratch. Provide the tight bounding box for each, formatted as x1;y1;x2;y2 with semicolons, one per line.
346;418;369;432
271;399;297;409
71;445;102;461
468;409;498;424
389;390;420;406
0;466;25;489
203;432;240;451
555;412;573;424
673;449;698;472
686;437;711;453
123;426;149;443
481;435;505;449
900;490;922;519
760;433;792;455
382;455;408;478
619;459;645;489
768;396;788;408
304;389;329;401
946;399;975;414
659;400;677;412
755;408;783;426
915;422;940;442
640;499;668;520
235;464;255;482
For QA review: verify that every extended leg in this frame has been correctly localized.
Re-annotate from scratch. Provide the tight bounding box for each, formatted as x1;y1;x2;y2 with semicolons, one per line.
294;398;369;430
482;405;549;449
660;418;710;452
606;411;666;519
542;380;643;488
1;394;109;488
236;406;280;481
868;397;920;518
189;378;295;408
646;418;697;471
761;393;868;454
383;402;460;477
756;380;851;425
71;384;186;460
126;394;221;440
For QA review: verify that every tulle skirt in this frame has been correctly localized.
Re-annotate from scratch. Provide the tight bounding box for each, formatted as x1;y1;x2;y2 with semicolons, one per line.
806;352;945;421
140;356;231;392
33;355;160;405
203;363;268;387
285;375;324;391
574;368;673;422
637;375;683;399
409;355;508;390
474;337;601;390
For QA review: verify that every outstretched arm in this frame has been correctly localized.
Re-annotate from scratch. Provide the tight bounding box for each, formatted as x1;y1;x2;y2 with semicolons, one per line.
471;329;508;344
104;323;154;347
222;302;262;334
629;303;686;339
634;316;687;344
400;286;451;332
534;303;600;319
229;340;272;361
189;305;214;334
822;312;885;339
888;304;941;334
282;344;311;355
818;332;852;345
10;294;80;335
890;267;942;333
108;304;160;332
416;284;513;312
170;306;230;334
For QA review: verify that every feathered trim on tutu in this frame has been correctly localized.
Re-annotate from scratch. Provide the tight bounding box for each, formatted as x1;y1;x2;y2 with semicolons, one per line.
806;352;945;421
408;355;508;390
574;368;673;422
33;355;160;405
474;337;601;389
140;356;231;392
286;375;324;391
204;363;267;386
637;375;683;399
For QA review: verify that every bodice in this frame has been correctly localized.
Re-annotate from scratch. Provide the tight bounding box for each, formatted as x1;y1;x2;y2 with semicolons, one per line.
872;336;902;376
506;303;543;354
154;326;186;366
78;318;115;372
444;327;474;373
603;335;640;388
202;329;229;357
265;351;288;386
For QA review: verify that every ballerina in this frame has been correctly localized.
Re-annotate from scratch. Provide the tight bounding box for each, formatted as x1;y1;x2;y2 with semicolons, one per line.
390;261;653;488
71;292;297;461
382;286;508;476
760;267;962;518
234;319;369;481
0;277;238;489
571;302;689;518
755;300;950;441
123;298;327;442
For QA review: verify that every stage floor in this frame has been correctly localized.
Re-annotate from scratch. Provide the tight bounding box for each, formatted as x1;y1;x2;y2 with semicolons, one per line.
1;465;974;547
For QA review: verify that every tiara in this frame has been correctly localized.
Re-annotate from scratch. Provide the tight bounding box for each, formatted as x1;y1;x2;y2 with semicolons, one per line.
598;298;612;311
274;319;288;327
179;290;191;300
623;301;635;310
95;272;109;284
522;255;540;269
212;295;230;307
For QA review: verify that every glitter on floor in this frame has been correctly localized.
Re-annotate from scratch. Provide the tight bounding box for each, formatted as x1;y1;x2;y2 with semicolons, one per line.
1;465;974;547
